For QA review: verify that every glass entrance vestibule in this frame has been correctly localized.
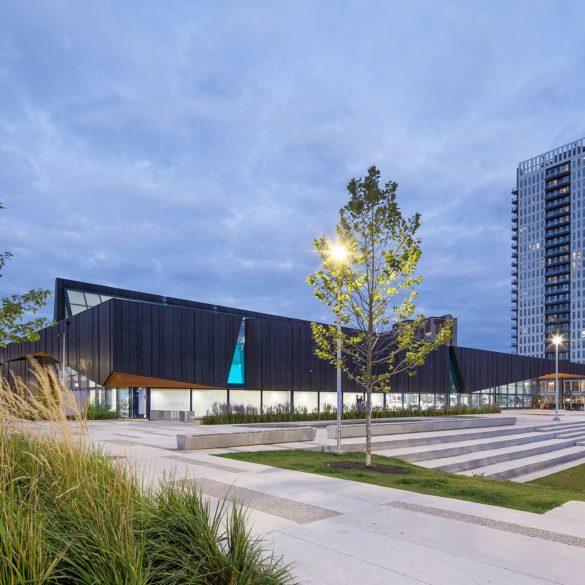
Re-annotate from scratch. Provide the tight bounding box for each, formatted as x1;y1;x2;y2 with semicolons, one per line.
538;378;585;411
471;377;585;411
115;388;148;418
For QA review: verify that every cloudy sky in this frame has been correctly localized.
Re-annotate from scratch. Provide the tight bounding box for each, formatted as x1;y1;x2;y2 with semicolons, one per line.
1;1;585;352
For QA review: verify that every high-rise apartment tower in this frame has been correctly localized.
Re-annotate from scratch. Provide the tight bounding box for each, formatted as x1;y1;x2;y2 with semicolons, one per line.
513;138;585;361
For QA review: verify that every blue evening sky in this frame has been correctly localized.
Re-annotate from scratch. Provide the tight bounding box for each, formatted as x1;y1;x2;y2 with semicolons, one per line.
1;1;585;351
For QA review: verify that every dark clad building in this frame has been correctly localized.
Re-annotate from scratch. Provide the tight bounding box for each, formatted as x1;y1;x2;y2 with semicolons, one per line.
2;278;585;418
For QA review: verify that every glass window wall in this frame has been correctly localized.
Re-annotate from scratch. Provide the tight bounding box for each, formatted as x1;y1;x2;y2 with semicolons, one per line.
319;391;338;411
386;393;403;410
293;391;318;413
229;389;260;412
65;289;114;317
263;390;291;413
150;389;190;411
192;389;228;416
404;394;420;409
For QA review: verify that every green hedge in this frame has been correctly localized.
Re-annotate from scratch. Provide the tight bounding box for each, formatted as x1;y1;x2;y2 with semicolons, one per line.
85;403;118;420
202;406;501;425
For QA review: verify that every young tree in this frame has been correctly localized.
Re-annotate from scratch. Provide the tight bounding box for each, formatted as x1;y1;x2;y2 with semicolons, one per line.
0;202;52;347
307;166;451;466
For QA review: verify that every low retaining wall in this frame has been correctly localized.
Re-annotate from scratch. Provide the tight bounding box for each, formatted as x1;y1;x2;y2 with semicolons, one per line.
325;416;517;439
177;427;317;450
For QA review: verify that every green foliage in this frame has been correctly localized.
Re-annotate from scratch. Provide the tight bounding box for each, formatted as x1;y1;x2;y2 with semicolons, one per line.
307;167;452;463
0;430;294;584
0;290;53;347
0;202;52;347
530;463;585;492
202;407;500;425
307;166;451;394
85;402;118;420
143;483;290;584
0;367;293;583
220;450;585;515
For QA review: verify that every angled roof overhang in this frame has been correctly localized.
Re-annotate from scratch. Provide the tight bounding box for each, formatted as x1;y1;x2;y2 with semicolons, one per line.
103;371;223;390
536;373;585;380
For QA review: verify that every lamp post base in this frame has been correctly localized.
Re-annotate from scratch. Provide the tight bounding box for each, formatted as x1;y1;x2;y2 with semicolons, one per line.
328;447;347;455
553;415;561;421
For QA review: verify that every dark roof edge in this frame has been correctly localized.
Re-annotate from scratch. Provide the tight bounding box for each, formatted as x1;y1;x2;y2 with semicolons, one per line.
55;277;318;326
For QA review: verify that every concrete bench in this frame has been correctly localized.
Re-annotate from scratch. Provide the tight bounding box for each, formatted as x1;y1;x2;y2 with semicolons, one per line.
176;427;317;450
326;416;517;439
150;410;196;422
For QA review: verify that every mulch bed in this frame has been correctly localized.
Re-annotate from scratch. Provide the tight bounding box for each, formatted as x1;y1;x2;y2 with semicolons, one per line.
327;460;410;474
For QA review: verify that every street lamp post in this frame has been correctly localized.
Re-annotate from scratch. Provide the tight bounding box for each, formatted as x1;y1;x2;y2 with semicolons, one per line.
336;321;342;451
327;242;348;454
552;334;563;422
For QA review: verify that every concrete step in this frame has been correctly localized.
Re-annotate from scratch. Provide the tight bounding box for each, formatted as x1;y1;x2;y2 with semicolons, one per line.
386;431;564;462
462;446;585;480
536;422;585;432
427;439;578;473
365;424;545;452
329;416;518;439
511;457;585;482
554;430;585;440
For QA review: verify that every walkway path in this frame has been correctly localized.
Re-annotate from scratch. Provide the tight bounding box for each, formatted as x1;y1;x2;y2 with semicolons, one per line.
78;416;585;584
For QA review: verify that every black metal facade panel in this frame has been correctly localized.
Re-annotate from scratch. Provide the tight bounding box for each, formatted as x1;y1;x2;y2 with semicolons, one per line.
0;301;113;387
451;346;585;392
108;299;241;387
3;298;239;388
389;345;452;394
6;284;585;392
244;317;358;392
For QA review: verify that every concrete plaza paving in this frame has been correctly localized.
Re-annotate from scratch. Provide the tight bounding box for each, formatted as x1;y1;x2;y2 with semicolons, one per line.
40;413;585;584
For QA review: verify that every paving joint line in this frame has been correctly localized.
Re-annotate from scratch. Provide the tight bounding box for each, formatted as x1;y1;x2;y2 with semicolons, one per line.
183;477;341;524
102;439;175;451
164;454;249;474
387;501;585;549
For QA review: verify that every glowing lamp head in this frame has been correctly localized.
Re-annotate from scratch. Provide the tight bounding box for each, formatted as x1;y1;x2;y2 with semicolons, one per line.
552;334;563;347
328;243;349;263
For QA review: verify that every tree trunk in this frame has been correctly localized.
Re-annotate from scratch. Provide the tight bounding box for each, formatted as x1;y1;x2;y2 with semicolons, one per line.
365;386;372;466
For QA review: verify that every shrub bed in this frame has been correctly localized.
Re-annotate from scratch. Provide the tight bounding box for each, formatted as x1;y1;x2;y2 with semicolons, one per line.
0;429;293;584
202;406;501;425
85;402;118;420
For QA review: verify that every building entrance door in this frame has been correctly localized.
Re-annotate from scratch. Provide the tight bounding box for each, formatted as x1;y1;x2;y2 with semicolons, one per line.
131;387;148;419
565;391;585;411
116;388;149;418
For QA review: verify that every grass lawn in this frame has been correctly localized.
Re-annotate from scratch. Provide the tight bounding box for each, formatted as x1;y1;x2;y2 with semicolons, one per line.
218;450;585;514
530;463;585;491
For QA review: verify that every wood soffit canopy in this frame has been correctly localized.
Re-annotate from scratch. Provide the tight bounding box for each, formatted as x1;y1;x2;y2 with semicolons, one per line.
104;371;223;390
536;373;585;381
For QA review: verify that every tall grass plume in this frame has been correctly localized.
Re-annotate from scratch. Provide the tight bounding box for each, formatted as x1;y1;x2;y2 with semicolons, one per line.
0;363;294;584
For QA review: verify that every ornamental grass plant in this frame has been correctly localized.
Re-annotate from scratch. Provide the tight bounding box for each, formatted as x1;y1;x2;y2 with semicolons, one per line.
0;366;293;584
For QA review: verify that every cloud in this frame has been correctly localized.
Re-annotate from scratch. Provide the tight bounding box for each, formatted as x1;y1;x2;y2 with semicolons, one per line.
1;0;585;352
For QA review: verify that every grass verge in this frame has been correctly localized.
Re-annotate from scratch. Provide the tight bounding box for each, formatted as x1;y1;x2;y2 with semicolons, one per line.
219;450;585;514
530;463;585;492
